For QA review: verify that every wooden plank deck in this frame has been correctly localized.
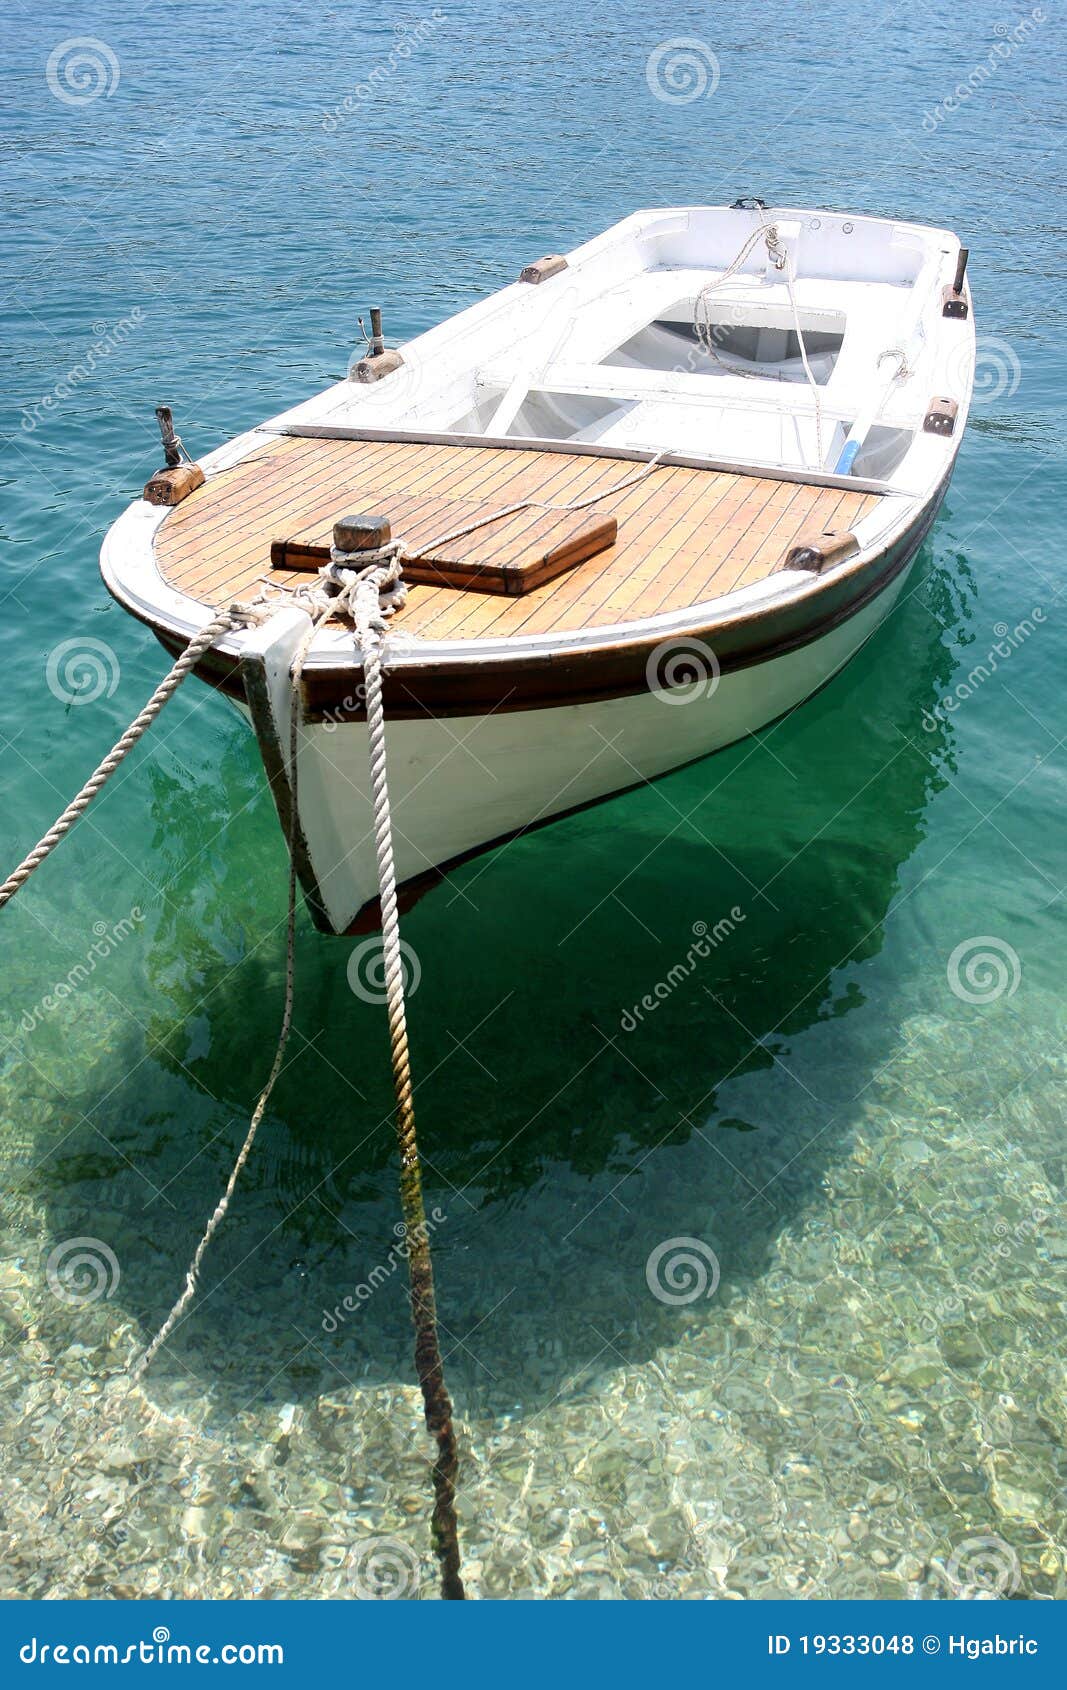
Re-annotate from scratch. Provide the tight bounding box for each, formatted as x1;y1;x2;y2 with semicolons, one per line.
154;435;880;641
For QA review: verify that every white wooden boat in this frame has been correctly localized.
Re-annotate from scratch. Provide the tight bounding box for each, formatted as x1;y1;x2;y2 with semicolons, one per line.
101;203;974;933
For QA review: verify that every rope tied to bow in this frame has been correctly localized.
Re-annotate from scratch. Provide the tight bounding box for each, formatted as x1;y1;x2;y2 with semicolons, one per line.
4;442;675;1597
315;537;465;1600
119;551;465;1597
0;600;273;911
325;536;409;629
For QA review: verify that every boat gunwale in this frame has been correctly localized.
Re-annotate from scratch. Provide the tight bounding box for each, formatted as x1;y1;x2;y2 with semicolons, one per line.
131;467;950;721
102;439;921;675
258;424;900;498
99;202;974;686
239;476;949;934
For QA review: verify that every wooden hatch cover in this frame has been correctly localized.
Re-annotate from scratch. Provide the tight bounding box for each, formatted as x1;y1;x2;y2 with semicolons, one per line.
271;503;618;596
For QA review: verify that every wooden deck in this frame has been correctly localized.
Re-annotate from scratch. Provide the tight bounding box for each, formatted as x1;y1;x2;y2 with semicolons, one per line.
154;435;880;642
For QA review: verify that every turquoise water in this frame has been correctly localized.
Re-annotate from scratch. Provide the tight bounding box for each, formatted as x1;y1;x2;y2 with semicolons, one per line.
1;1;1065;1599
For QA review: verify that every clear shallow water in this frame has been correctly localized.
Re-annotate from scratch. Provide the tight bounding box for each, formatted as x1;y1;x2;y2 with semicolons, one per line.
1;0;1065;1599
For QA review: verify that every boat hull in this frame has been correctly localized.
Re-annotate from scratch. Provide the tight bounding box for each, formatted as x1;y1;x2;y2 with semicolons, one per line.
92;203;973;936
246;548;921;935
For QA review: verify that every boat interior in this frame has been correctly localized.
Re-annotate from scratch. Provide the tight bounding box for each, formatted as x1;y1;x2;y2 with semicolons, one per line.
262;205;966;488
111;207;970;653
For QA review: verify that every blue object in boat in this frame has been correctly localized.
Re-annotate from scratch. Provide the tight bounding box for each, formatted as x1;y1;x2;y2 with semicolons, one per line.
835;439;862;475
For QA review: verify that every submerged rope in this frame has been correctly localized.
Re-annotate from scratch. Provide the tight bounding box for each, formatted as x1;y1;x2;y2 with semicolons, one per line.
2;489;528;1596
321;547;465;1599
118;553;466;1596
365;625;465;1600
131;607;329;1385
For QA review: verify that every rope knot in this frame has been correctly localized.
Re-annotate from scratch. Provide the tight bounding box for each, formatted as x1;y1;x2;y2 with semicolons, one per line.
764;224;786;270
325;542;408;639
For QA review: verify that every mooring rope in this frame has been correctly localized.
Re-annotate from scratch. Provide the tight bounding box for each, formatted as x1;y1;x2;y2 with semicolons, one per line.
131;606;331;1384
4;485;597;1600
0;605;250;911
1;420;663;1602
0;444;686;1600
106;549;467;1597
319;544;466;1599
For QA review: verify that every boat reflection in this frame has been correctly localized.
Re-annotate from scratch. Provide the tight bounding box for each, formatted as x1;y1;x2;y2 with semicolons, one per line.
47;538;970;1408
